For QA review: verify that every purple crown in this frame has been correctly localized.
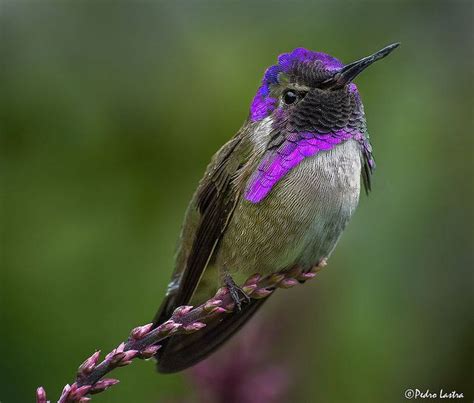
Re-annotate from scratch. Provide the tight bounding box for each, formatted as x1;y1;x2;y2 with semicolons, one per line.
250;48;344;121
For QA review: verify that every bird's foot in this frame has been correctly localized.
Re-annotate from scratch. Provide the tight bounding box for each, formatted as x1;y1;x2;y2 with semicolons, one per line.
224;274;250;311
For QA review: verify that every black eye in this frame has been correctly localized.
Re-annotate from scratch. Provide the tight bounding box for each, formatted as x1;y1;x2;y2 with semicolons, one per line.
283;90;298;105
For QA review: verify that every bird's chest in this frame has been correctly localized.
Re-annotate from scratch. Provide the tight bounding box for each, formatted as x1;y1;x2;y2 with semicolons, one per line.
276;139;362;266
218;139;362;274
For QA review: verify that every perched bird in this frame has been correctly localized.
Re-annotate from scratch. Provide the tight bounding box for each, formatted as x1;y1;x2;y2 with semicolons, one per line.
153;43;399;373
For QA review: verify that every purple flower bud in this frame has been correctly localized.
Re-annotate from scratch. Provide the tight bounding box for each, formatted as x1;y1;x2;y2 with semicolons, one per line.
105;342;126;362
244;273;262;285
208;306;230;315
58;384;71;403
298;272;317;281
279;278;299;288
215;287;229;299
90;378;119;394
69;385;92;400
268;273;285;284
241;284;257;295
172;305;194;317
183;322;206;333
108;352;126;366
77;351;100;377
130;323;153;340
203;299;222;312
116;349;138;366
158;320;182;335
140;344;161;359
124;349;139;360
104;351;115;361
36;387;47;403
251;288;273;298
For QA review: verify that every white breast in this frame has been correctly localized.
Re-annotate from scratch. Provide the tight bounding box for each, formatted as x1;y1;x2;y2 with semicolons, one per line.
271;138;362;267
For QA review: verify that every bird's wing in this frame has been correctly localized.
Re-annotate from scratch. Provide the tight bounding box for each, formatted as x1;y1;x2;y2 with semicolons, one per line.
359;135;375;194
153;133;248;325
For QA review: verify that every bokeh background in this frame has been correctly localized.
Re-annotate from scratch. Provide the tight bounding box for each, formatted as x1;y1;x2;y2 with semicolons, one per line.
1;1;473;402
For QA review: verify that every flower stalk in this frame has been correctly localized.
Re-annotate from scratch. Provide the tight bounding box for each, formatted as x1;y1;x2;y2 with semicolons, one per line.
36;264;322;402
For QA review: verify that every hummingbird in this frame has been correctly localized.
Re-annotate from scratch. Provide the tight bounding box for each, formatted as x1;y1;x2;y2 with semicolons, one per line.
152;43;399;373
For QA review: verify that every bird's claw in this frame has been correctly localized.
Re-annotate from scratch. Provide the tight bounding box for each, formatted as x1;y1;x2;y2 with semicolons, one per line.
224;274;250;311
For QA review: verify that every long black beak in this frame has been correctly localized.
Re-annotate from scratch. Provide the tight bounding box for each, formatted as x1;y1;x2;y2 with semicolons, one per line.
322;43;400;90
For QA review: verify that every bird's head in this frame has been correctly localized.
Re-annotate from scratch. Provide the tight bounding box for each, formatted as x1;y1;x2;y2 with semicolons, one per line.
249;43;399;135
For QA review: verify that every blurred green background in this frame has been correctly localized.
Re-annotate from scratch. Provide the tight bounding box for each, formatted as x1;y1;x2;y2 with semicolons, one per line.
1;1;473;402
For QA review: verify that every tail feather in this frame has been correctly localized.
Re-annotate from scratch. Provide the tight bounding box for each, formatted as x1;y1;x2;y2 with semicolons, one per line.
155;297;268;373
